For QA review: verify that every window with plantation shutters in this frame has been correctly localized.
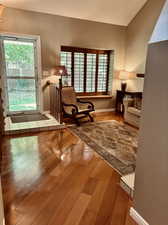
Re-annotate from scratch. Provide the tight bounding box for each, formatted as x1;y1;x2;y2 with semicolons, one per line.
60;46;111;95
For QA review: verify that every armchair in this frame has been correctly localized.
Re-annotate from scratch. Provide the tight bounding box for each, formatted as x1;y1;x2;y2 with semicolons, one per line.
61;87;95;125
123;97;141;128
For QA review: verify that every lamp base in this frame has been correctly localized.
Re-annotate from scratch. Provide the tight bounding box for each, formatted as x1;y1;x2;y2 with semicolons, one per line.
121;82;127;92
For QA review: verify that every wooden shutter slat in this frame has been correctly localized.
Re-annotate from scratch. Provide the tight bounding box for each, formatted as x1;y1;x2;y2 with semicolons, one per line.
95;54;99;92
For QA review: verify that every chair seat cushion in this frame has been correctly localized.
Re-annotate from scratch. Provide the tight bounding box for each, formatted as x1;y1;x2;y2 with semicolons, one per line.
133;97;142;110
78;109;92;113
75;113;87;118
127;107;141;117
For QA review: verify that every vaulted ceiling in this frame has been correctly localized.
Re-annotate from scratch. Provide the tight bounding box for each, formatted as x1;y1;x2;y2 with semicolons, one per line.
150;0;168;43
0;0;147;26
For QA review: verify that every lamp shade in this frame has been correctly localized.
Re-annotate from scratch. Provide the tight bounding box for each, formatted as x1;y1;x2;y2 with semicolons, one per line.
119;71;129;80
52;65;68;76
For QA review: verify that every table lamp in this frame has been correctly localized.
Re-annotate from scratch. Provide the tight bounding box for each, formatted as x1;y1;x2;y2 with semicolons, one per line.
119;70;129;92
53;65;67;76
48;65;69;86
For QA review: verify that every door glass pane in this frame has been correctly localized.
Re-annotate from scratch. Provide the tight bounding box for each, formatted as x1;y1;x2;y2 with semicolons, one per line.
7;79;37;112
4;40;35;77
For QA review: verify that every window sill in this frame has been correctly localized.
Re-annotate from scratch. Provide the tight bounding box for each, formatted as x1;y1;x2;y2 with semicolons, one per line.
77;95;113;99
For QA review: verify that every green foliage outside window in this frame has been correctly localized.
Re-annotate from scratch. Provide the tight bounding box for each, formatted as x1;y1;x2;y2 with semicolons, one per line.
4;41;37;111
4;43;34;64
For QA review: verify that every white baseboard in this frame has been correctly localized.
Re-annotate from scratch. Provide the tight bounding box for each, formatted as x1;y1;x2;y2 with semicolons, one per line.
95;108;115;113
130;207;149;225
43;110;50;114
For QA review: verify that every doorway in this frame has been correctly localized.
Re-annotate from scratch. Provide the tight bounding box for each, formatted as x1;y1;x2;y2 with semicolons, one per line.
0;34;42;115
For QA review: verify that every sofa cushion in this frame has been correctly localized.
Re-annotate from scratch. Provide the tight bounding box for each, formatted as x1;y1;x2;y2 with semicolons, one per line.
133;97;142;110
127;107;141;117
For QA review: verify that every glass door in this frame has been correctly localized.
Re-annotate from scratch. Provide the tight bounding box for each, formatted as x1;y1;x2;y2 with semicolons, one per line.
1;36;40;115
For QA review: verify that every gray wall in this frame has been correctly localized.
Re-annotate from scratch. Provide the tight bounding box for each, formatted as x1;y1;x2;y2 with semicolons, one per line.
150;0;168;43
134;40;168;225
124;0;166;92
0;7;126;111
125;0;166;73
133;1;168;224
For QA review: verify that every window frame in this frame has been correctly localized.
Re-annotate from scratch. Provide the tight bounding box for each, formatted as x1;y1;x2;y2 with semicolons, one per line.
61;46;111;96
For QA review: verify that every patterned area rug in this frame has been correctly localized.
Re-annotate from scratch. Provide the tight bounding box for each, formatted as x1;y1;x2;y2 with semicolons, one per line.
69;120;138;175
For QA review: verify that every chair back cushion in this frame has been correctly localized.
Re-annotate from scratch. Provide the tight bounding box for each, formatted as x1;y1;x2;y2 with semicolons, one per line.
61;86;77;105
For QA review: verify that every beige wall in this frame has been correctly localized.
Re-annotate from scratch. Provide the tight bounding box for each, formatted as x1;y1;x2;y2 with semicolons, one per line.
124;0;166;92
0;1;165;111
0;7;127;110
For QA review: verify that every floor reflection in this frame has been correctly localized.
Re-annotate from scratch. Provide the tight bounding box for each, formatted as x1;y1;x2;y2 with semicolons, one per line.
38;129;95;167
1;129;95;203
10;136;42;189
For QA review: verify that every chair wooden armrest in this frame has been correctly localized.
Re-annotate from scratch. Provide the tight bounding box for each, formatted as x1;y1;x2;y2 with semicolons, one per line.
63;102;79;114
77;99;95;111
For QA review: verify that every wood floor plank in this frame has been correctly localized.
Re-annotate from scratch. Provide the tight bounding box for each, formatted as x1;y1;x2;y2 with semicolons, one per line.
15;163;88;225
82;177;98;195
63;193;91;225
110;186;129;225
94;171;120;225
31;159;97;225
86;177;112;215
14;162;77;213
79;166;114;225
78;209;96;225
90;160;113;180
125;216;138;225
124;200;138;225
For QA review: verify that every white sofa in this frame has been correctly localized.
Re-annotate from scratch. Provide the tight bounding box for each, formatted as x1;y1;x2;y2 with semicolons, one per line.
123;98;141;128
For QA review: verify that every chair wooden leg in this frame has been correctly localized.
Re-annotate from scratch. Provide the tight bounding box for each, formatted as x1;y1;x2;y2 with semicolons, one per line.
74;117;80;126
88;113;94;122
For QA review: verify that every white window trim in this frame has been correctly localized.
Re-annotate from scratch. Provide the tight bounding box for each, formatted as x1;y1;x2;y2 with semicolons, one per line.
0;32;43;115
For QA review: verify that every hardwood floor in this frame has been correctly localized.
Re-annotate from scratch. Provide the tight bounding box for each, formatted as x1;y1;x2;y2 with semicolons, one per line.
93;111;124;122
1;112;137;225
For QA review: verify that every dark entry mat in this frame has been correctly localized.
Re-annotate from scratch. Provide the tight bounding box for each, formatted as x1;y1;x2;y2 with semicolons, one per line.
11;113;49;123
